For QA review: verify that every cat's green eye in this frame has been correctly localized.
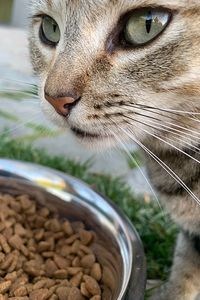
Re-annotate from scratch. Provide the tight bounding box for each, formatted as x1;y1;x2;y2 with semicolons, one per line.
40;16;60;46
124;9;171;46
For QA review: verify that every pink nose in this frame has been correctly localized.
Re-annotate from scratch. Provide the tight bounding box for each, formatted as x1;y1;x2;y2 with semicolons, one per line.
45;93;79;116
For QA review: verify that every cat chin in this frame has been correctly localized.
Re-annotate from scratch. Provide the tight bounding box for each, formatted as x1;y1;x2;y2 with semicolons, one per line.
70;128;117;151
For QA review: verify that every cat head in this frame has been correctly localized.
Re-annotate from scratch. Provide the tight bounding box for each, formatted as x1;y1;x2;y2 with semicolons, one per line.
29;0;200;150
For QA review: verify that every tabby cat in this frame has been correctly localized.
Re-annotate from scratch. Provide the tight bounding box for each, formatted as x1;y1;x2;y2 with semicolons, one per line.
29;1;200;299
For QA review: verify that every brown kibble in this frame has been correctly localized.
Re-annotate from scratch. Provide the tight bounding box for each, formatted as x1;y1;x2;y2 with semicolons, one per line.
5;271;17;282
42;251;55;258
49;295;58;300
23;261;43;277
30;289;50;300
53;269;68;279
18;195;32;210
60;245;72;257
54;254;70;269
71;240;81;253
90;264;102;282
68;267;83;276
9;234;24;250
84;275;101;296
70;272;83;287
0;234;11;253
34;229;44;241
50;219;61;233
68;287;84;300
56;287;71;300
0;280;12;293
79;230;93;245
81;254;96;268
90;296;101;300
25;203;36;215
62;221;73;236
0;193;106;300
72;256;81;267
1;253;14;270
38;241;51;253
45;259;58;277
80;282;91;298
39;207;50;218
79;245;93;255
14;224;27;237
14;286;28;297
65;234;80;245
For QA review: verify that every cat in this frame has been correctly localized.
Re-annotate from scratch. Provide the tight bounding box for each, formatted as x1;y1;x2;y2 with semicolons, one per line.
29;1;200;299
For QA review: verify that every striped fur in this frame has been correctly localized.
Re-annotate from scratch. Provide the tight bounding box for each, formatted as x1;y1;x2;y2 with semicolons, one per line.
29;1;200;299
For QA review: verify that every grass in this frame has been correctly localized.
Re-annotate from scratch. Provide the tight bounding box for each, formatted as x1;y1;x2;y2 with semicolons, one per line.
0;132;178;283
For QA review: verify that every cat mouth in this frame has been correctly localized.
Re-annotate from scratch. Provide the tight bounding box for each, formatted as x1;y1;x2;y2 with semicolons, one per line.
71;127;111;139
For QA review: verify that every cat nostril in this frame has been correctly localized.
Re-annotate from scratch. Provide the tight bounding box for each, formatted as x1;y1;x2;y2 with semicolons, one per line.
45;93;81;116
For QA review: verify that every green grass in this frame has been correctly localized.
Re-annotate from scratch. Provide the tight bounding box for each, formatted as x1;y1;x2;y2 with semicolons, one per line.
0;133;177;282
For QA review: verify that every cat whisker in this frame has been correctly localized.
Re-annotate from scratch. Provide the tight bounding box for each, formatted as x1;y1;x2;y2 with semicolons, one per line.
123;114;200;165
109;126;163;210
0;89;39;98
1;113;41;135
1;78;37;87
120;107;200;148
132;103;200;116
115;123;200;206
125;103;200;127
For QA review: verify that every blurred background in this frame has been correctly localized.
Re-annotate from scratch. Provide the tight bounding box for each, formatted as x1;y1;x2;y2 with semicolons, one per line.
0;0;28;28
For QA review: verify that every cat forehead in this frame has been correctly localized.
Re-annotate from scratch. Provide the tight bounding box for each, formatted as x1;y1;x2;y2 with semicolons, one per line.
31;0;200;11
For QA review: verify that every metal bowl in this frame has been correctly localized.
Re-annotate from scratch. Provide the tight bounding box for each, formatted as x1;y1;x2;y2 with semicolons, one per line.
0;159;146;300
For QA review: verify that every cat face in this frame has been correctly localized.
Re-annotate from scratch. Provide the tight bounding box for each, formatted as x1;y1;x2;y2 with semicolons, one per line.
29;0;200;149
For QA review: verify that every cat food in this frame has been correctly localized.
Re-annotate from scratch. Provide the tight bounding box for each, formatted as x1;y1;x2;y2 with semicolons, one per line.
0;193;113;300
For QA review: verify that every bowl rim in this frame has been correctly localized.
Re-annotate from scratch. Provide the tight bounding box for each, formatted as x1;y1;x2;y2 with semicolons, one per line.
0;158;146;299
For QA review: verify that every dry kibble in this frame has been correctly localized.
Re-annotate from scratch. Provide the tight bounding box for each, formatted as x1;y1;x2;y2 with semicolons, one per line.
81;282;91;298
90;296;101;300
0;280;11;293
62;221;73;236
68;267;83;276
49;295;58;300
90;264;102;282
0;193;112;299
54;254;70;269
84;275;101;296
68;287;84;300
0;234;11;253
65;234;80;245
9;235;24;250
45;259;58;277
53;269;68;279
79;230;93;245
81;254;96;268
70;272;83;287
30;289;50;300
56;286;71;300
13;286;28;297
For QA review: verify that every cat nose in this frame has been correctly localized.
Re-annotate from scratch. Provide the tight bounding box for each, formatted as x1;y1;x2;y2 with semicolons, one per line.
45;93;81;116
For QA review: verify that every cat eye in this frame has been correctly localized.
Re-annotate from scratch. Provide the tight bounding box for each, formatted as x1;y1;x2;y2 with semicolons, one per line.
40;16;60;47
124;9;171;47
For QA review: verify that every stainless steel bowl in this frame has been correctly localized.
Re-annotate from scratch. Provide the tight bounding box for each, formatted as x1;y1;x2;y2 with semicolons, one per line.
0;159;146;300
